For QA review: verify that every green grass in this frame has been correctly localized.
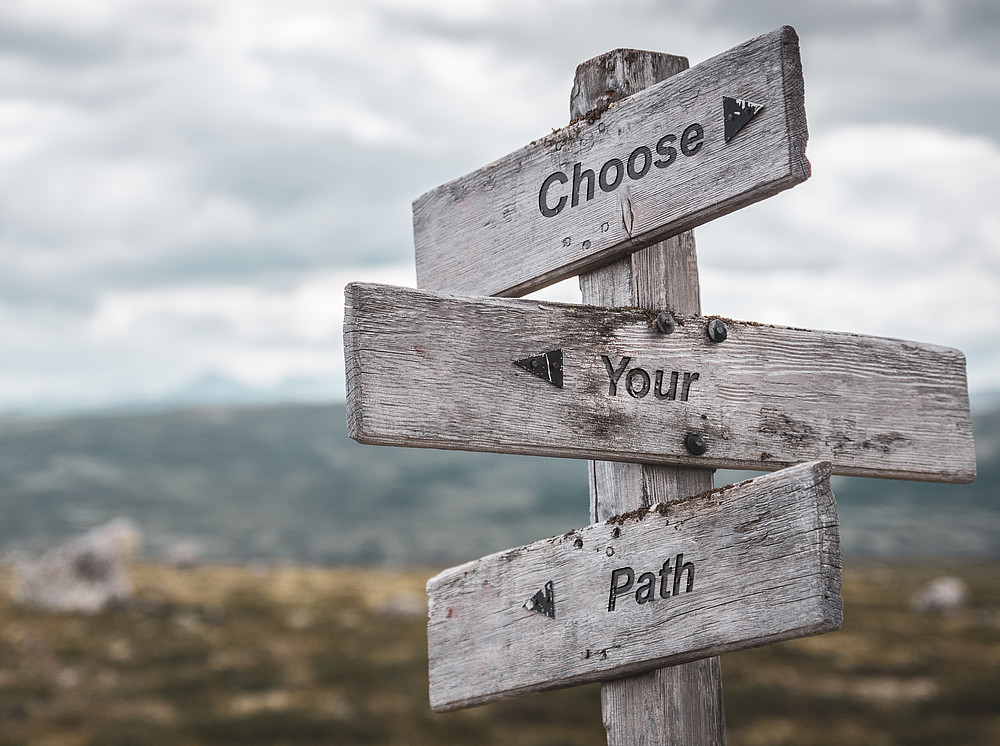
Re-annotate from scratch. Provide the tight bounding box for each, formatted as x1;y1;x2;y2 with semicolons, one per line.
0;560;998;745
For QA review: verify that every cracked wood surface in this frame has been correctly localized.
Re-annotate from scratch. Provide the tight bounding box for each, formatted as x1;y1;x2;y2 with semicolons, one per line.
413;26;809;298
343;282;975;483
425;461;842;712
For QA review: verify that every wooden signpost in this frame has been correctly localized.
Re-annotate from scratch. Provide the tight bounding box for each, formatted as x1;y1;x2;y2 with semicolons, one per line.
342;24;976;746
427;461;841;712
345;282;975;483
414;26;807;297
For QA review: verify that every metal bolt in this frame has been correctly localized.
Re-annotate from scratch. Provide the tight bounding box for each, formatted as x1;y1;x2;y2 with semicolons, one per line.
655;311;676;335
707;318;728;343
685;432;707;456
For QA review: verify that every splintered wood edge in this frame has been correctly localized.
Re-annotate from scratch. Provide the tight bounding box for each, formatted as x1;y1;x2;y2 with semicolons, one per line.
816;463;844;632
343;282;365;441
779;25;810;183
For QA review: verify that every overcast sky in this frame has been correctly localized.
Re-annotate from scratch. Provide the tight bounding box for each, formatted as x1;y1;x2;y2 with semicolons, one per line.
1;0;997;414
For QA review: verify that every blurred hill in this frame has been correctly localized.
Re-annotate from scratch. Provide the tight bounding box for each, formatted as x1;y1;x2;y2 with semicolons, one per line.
0;402;995;564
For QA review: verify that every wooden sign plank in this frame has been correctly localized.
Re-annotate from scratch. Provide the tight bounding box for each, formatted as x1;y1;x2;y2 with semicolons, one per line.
413;26;809;297
344;282;976;483
426;460;842;712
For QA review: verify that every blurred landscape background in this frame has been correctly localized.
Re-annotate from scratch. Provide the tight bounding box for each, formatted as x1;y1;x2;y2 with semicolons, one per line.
1;0;998;743
0;399;998;566
1;398;996;744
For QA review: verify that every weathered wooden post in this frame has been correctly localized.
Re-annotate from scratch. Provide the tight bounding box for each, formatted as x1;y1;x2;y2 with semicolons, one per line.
344;24;975;746
572;47;724;746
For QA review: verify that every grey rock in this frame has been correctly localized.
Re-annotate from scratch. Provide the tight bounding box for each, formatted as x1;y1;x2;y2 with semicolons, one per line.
908;576;971;614
12;519;141;613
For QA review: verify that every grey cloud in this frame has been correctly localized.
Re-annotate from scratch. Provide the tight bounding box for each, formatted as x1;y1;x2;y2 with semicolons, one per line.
371;1;1000;141
0;0;996;411
0;26;120;68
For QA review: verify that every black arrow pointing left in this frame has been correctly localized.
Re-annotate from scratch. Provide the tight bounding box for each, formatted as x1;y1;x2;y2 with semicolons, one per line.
513;349;563;388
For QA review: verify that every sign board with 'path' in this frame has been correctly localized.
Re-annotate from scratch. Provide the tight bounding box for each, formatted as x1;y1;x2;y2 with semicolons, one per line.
344;283;975;483
413;26;808;297
426;461;842;712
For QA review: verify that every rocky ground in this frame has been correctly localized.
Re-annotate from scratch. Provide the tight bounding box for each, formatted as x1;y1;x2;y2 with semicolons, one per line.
0;560;998;745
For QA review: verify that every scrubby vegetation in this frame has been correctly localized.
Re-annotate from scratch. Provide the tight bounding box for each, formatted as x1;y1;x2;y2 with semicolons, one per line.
1;560;998;745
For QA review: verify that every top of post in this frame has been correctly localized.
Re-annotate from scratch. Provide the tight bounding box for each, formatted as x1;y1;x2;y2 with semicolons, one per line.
570;49;689;121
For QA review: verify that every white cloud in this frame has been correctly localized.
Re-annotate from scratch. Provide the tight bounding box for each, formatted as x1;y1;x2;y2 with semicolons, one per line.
699;123;1000;393
702;122;1000;284
88;264;414;344
0;263;416;412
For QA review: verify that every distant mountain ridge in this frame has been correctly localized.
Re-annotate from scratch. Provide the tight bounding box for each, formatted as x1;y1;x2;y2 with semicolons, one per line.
0;402;996;565
0;373;343;418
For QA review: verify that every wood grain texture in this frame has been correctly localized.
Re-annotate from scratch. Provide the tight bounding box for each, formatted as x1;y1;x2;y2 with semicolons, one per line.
572;48;724;744
413;26;809;298
601;658;725;746
343;282;976;483
570;50;691;122
426;461;842;712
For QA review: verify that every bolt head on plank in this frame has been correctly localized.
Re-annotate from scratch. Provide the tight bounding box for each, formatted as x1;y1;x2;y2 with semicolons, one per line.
344;282;976;483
